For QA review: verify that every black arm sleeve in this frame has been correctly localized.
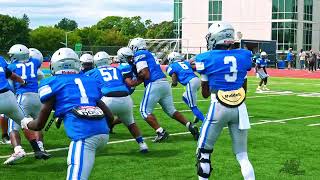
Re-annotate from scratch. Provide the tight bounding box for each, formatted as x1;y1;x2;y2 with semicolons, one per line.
5;69;12;79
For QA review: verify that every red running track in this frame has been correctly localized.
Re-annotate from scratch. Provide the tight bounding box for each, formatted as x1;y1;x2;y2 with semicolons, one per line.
247;68;320;79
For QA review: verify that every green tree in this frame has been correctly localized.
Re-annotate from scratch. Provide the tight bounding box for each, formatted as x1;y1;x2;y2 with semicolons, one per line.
146;21;175;39
96;16;147;37
55;18;78;31
30;26;70;56
96;16;123;31
0;14;30;51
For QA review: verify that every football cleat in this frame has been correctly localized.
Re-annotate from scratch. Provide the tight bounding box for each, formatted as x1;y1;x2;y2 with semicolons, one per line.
4;149;26;165
256;86;262;91
1;136;11;145
139;142;149;153
194;117;200;124
34;151;51;160
262;85;270;91
189;123;200;141
153;130;169;143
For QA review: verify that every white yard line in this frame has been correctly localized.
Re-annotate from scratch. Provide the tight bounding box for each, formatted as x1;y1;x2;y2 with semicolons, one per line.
1;114;319;159
307;123;320;127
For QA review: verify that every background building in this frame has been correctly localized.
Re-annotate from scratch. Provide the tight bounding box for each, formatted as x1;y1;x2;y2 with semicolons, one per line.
174;0;320;54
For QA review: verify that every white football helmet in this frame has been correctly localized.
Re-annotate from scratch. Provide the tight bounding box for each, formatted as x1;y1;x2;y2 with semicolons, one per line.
50;48;80;75
206;22;235;50
29;48;43;64
94;51;111;67
260;51;267;58
117;47;134;63
128;38;147;53
80;54;94;64
8;44;30;63
167;52;184;64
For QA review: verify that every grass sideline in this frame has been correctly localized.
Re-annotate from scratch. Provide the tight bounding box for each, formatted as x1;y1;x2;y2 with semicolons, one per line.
0;77;319;180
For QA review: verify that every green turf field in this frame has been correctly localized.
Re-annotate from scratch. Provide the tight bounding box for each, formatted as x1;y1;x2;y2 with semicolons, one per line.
0;77;320;180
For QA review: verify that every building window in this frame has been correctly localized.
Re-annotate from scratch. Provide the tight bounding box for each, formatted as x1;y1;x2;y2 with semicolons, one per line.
303;23;312;50
272;22;297;50
272;0;298;19
304;0;313;21
174;0;183;38
209;0;222;21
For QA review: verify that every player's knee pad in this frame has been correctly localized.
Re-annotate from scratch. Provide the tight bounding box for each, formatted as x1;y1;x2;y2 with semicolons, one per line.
196;148;213;178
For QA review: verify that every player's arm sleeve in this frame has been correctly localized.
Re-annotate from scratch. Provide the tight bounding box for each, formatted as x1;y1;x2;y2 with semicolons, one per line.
166;65;174;77
136;61;148;74
134;53;148;73
195;54;206;75
38;78;55;103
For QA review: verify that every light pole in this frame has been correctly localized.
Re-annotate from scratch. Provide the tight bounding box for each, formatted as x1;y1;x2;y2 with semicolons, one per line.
177;17;185;52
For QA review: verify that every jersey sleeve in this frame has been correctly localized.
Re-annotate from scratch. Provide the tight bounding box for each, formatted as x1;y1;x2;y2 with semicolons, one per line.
134;52;148;73
7;63;16;72
166;64;174;76
119;64;132;76
38;77;56;103
195;53;207;75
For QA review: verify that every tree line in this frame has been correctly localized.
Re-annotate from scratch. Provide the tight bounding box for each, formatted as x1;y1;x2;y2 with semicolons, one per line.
0;14;175;57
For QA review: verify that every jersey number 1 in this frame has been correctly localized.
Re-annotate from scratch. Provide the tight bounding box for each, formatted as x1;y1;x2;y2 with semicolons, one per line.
75;78;89;104
224;56;237;82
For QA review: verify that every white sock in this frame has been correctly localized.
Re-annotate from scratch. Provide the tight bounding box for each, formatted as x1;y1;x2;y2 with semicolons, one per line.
186;122;191;129
198;176;208;180
14;145;23;153
37;141;44;151
236;152;255;180
156;127;164;133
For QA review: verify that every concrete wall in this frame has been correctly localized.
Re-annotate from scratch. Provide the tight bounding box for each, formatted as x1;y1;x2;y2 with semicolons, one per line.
181;0;209;54
222;0;272;40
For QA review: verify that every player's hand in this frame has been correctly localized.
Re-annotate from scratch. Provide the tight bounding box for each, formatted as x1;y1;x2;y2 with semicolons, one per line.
21;80;27;86
21;117;33;129
171;83;177;87
256;73;259;78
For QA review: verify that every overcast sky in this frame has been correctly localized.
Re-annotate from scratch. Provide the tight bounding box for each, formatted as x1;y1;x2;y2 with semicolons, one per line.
0;0;173;29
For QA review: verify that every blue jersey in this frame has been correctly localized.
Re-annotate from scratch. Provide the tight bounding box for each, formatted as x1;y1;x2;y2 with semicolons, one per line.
166;61;197;86
134;50;166;86
195;49;252;91
86;66;128;95
39;74;109;140
118;63;136;94
256;58;268;68
286;53;293;61
0;56;10;91
8;58;40;94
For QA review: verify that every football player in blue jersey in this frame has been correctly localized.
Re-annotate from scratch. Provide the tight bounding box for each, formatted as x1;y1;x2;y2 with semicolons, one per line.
21;48;113;180
166;52;205;123
5;44;50;164
87;50;148;153
128;38;199;142
79;53;94;74
29;48;45;80
0;54;27;145
255;51;270;91
195;22;255;180
117;47;142;95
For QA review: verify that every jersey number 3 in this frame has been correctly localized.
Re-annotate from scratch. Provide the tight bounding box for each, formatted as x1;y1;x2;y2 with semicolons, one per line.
224;56;238;82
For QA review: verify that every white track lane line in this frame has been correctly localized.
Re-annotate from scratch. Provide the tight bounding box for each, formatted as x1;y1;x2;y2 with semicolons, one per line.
1;114;319;159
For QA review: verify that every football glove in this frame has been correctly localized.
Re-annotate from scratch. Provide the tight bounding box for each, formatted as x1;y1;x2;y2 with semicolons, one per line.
21;117;33;129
